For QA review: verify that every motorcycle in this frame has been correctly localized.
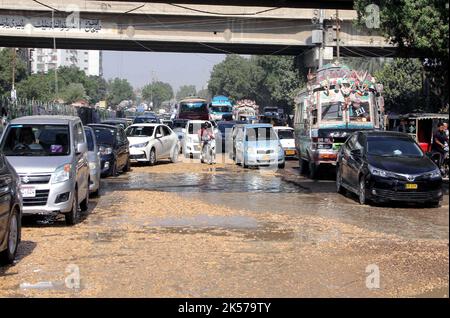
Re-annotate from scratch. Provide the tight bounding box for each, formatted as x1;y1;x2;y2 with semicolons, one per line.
201;139;216;165
430;143;449;179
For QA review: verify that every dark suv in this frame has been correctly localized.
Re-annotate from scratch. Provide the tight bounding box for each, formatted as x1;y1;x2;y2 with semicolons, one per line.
0;153;22;265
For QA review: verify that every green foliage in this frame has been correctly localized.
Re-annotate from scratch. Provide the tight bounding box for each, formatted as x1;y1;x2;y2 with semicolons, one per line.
208;54;301;113
59;83;87;104
176;85;197;100
16;73;54;102
0;48;27;97
196;88;210;100
142;81;174;109
106;78;135;108
354;0;449;110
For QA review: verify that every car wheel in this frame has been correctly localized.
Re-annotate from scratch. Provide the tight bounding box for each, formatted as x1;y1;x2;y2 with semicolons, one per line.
149;148;156;166
299;157;307;175
426;201;441;208
358;177;367;205
170;145;179;163
123;158;131;172
109;161;117;177
308;162;319;179
278;162;285;169
65;191;79;226
0;209;20;265
80;185;89;212
336;165;345;194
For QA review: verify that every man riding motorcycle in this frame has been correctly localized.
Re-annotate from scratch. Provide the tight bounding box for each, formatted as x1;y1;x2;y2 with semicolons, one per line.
432;122;449;176
197;122;216;164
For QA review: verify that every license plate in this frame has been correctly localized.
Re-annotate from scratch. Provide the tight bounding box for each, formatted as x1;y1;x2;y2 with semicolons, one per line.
405;183;418;190
262;155;270;161
285;150;295;155
21;187;36;198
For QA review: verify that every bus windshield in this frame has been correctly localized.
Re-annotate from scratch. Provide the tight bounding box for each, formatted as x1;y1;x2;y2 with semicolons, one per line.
180;102;208;112
321;102;343;121
210;105;232;113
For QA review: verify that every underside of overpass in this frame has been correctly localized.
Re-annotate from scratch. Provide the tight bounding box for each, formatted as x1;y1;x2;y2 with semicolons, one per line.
0;0;394;57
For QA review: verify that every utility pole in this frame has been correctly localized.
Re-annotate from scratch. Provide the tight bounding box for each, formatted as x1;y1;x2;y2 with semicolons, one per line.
336;9;340;62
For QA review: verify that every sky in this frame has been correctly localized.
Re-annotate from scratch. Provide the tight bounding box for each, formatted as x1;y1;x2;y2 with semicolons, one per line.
102;51;226;93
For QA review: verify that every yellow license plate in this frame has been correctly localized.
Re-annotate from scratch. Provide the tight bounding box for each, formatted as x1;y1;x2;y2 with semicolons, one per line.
262;155;270;161
405;183;418;190
285;150;295;155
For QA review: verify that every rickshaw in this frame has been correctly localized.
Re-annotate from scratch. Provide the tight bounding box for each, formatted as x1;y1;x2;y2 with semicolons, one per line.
387;113;449;152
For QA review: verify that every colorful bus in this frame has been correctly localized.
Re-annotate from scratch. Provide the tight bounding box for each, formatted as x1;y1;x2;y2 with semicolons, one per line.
177;98;209;120
293;63;385;178
209;95;233;121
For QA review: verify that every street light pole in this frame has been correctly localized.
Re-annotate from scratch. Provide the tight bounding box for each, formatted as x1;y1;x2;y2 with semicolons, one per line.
336;9;340;62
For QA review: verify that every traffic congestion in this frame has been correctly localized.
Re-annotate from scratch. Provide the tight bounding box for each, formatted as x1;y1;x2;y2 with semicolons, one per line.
0;63;448;298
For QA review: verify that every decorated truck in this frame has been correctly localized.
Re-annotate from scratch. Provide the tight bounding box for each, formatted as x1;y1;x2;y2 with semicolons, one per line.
233;99;259;122
293;63;385;178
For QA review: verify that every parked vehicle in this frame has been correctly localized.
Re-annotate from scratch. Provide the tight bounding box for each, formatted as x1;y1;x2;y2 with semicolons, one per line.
0;116;90;225
88;124;130;177
294;63;385;179
177;98;209;120
126;124;179;165
183;120;213;158
336;131;443;206
101;118;129;130
0;153;22;264
209;96;233;121
233;124;285;169
84;126;101;197
133;115;160;124
273;126;297;159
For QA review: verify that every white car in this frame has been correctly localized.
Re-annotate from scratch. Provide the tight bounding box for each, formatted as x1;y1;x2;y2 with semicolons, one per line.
183;120;216;158
126;123;179;165
273;126;297;159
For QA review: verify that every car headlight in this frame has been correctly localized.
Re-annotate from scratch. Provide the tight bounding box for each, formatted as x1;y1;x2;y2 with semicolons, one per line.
131;141;149;148
99;146;113;155
89;162;97;170
51;164;72;184
368;165;395;178
429;168;442;179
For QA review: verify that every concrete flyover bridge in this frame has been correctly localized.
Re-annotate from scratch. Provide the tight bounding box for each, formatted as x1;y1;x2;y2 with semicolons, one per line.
0;0;395;57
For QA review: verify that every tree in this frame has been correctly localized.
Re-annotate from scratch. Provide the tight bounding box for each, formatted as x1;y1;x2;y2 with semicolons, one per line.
208;55;263;102
354;0;449;110
142;81;173;109
0;48;27;97
197;88;210;100
176;85;197;100
374;58;427;113
16;73;54;102
60;83;87;104
106;78;134;108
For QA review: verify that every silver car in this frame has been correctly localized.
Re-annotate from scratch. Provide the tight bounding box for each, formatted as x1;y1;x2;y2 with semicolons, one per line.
0;116;90;225
84;126;101;196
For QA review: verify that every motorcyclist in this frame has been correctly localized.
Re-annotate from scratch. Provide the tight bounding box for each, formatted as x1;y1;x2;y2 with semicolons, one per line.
432;122;449;169
197;122;215;163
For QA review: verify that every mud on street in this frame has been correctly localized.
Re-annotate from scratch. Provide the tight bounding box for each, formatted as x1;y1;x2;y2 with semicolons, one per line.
0;157;448;297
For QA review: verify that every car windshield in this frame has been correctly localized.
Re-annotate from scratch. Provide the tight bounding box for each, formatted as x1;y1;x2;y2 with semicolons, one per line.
245;127;278;141
1;124;70;156
126;126;155;137
210;105;232;113
367;136;423;158
180;102;208;112
276;129;294;139
84;129;95;151
92;127;116;145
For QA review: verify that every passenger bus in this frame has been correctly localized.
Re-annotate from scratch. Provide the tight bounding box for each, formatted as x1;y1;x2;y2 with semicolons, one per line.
293;63;385;178
209;95;233;121
177;98;209;120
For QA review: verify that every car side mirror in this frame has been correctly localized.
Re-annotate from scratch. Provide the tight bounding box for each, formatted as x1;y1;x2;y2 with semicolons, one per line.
156;133;162;138
76;142;87;154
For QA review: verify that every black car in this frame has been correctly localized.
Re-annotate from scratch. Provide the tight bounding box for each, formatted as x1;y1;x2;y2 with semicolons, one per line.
88;124;130;177
133;115;160;124
101;119;129;130
0;153;22;265
336;131;443;206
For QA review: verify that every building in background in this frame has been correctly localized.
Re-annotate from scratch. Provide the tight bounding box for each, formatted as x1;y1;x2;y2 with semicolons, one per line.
30;49;102;76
